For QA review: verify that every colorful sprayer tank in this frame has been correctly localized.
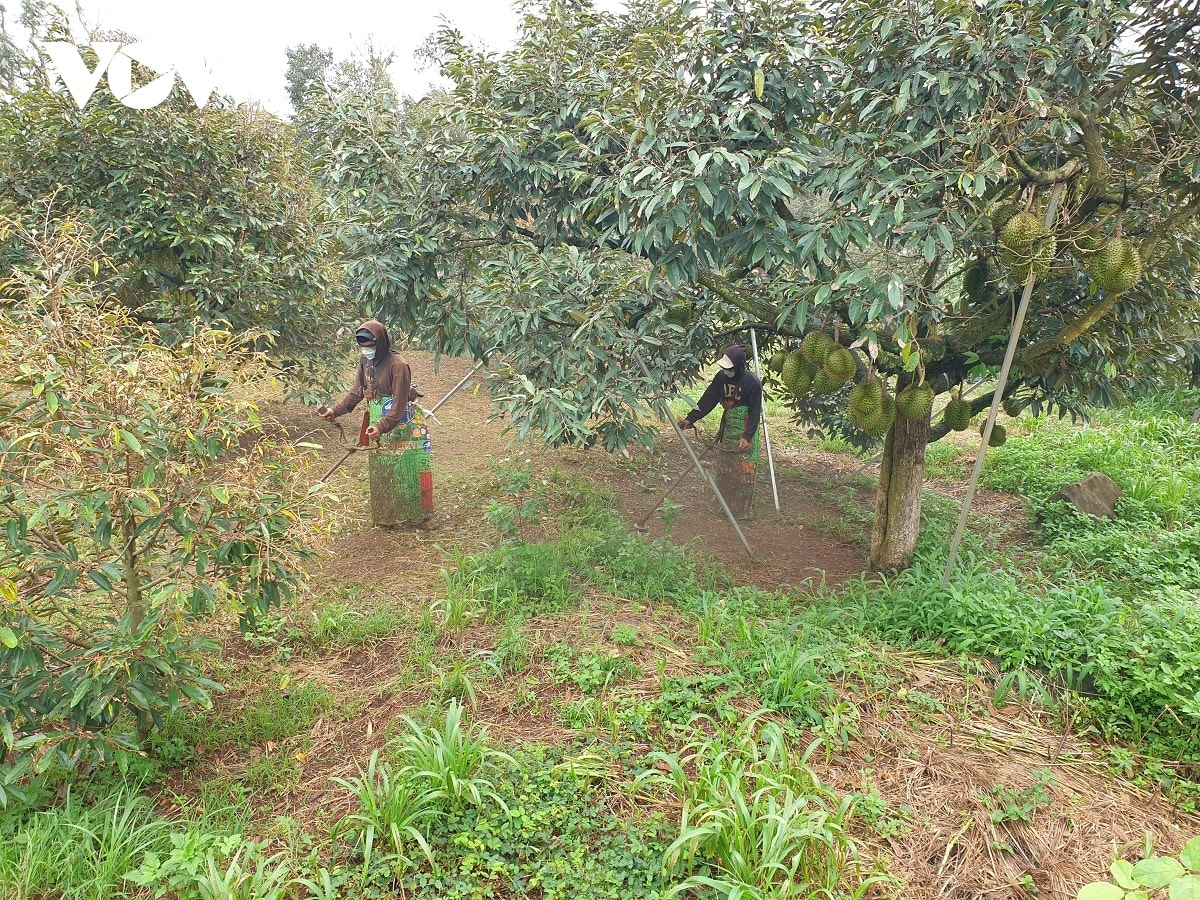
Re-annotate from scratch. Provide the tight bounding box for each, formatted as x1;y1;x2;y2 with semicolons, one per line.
368;396;433;526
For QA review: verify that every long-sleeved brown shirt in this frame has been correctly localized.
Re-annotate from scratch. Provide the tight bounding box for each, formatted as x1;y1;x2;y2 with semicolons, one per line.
329;319;412;435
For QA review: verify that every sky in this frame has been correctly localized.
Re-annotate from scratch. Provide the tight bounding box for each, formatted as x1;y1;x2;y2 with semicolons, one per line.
51;0;623;117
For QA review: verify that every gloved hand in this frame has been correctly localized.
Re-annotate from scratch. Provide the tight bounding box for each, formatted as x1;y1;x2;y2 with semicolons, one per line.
738;437;752;452
678;418;695;430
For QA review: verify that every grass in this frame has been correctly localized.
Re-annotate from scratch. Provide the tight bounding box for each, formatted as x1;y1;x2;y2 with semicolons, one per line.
154;680;336;759
308;593;410;649
0;789;172;900
6;388;1200;896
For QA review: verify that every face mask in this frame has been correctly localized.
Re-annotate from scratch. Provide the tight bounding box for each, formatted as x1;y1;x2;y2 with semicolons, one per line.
361;347;376;360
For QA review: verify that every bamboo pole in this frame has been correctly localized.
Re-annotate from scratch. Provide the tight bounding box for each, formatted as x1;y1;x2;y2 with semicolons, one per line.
940;183;1065;587
748;328;780;512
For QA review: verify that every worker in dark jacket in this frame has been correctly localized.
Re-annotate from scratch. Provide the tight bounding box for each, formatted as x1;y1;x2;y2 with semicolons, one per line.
679;344;762;518
319;320;432;525
319;320;412;439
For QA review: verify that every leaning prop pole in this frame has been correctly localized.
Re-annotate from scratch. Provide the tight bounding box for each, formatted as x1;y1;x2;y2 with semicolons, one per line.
636;357;754;559
428;349;504;416
940;183;1065;587
748;328;781;512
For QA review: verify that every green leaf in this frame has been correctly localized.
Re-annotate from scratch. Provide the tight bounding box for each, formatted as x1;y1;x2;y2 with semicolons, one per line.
88;570;115;592
1172;876;1200;900
211;486;230;504
1112;860;1138;890
0;627;18;649
1133;858;1186;889
119;429;142;454
1180;838;1200;872
1075;883;1124;900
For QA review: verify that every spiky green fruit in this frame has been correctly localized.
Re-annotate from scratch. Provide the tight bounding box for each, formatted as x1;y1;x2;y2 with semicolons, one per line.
800;331;835;367
855;393;896;437
1002;395;1025;418
999;212;1047;251
769;349;789;373
811;367;846;395
849;376;884;418
991;203;1021;235
981;422;1007;447
943;398;973;431
999;212;1056;282
781;350;817;396
1087;237;1143;293
1075;230;1103;256
1003;238;1056;282
963;256;988;305
895;383;934;420
665;305;693;326
822;346;857;384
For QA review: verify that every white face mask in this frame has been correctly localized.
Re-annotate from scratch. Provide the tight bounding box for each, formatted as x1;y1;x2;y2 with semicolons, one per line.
361;347;376;360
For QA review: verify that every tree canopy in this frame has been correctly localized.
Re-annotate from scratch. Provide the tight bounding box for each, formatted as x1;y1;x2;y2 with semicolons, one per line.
303;0;1200;566
0;80;348;377
0;219;325;783
285;42;334;116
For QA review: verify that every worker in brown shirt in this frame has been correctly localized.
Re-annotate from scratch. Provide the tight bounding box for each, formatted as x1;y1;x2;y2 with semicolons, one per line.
318;320;412;439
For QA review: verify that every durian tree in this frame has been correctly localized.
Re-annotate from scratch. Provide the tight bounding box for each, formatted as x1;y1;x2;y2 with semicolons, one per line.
0;77;348;384
304;0;1200;570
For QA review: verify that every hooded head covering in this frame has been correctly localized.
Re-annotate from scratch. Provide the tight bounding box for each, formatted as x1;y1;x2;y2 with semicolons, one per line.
718;345;747;377
356;320;392;359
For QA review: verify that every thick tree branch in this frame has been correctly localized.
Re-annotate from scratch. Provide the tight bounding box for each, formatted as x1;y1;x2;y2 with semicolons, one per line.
1019;292;1124;362
695;269;778;323
1076;118;1120;218
1009;153;1083;186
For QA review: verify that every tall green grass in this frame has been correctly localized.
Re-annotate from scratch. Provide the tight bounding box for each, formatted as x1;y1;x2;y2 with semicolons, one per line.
0;789;171;899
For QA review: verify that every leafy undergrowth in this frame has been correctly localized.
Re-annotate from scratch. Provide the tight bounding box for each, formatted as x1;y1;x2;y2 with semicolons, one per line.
846;392;1200;775
5;399;1200;898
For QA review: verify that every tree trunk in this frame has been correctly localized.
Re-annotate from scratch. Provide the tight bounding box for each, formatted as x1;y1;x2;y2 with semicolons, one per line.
869;409;931;571
122;512;145;631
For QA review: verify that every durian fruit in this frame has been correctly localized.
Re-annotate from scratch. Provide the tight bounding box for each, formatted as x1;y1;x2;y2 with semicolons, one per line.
665;305;694;326
873;392;898;437
800;331;835;367
1003;239;1056;282
942;397;973;432
769;349;789;373
999;212;1046;249
980;421;1007;447
811;366;846;395
1002;394;1025;418
848;375;884;418
895;382;934;420
999;211;1057;282
821;345;857;385
991;203;1021;235
849;375;892;436
850;386;896;437
1087;237;1143;293
781;349;817;396
1075;229;1103;257
962;256;988;306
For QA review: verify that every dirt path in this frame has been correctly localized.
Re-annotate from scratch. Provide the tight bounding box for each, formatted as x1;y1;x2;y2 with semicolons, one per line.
302;350;874;592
